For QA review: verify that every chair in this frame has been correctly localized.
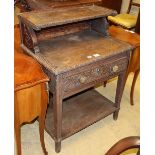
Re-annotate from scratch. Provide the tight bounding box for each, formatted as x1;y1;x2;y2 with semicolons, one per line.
14;32;49;154
108;0;140;31
105;136;140;155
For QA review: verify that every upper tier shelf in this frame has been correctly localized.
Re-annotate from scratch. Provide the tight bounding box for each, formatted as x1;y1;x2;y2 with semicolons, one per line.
18;5;117;30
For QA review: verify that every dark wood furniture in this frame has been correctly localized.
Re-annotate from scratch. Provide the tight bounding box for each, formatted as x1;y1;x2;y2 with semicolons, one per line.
14;28;49;155
18;5;133;153
109;26;140;105
105;136;140;155
101;0;122;13
16;0;122;13
17;0;102;11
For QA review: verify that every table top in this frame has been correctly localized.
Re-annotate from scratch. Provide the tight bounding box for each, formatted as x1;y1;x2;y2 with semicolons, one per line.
23;29;133;75
18;5;116;30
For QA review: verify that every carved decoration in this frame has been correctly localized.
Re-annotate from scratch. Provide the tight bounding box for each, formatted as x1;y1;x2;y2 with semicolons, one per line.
22;22;34;51
62;59;128;93
21;21;40;53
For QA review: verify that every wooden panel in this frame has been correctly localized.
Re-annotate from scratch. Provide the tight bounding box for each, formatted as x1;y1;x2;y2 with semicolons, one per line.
40;31;131;73
15;84;42;124
102;0;122;13
18;5;116;30
45;89;118;140
36;21;91;41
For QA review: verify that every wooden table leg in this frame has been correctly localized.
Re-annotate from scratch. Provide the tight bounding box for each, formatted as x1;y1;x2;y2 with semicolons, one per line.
15;95;22;155
39;83;48;155
113;72;126;120
130;69;140;105
53;78;62;153
15;123;21;155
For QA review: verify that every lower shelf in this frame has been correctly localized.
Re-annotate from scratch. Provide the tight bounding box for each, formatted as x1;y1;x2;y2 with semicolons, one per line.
45;89;118;140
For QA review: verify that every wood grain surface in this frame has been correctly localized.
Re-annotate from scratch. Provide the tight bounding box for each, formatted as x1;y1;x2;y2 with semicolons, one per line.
18;5;116;30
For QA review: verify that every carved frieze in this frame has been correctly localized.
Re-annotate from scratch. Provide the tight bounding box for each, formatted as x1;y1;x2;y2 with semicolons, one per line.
62;58;128;93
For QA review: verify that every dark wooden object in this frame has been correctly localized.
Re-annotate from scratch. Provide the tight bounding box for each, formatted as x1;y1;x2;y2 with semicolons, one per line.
15;0;123;25
101;0;122;13
19;6;133;153
109;26;140;105
16;0;122;14
130;1;140;34
135;10;140;34
105;136;140;155
45;89;119;139
14;50;49;155
18;0;102;11
18;5;116;53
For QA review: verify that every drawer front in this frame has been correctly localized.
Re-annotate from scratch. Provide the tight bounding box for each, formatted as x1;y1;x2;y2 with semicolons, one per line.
62;58;128;95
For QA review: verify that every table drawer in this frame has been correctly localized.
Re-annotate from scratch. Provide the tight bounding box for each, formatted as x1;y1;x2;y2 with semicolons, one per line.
62;57;128;94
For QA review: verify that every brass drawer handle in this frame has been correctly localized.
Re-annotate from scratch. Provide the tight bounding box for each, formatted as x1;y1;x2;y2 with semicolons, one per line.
95;68;101;75
112;65;119;72
79;76;87;84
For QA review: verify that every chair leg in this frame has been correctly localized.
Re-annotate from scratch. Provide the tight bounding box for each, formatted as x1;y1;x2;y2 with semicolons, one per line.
55;141;61;153
130;69;140;105
15;123;21;155
15;94;22;155
39;84;48;155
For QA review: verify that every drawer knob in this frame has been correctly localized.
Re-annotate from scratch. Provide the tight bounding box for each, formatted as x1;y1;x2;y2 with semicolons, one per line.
112;65;119;72
96;68;101;74
79;76;87;84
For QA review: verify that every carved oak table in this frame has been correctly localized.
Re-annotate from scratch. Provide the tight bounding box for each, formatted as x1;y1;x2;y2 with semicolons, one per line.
18;5;133;153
